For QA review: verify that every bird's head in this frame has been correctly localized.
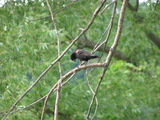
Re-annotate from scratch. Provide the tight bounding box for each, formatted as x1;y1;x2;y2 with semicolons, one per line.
70;52;77;61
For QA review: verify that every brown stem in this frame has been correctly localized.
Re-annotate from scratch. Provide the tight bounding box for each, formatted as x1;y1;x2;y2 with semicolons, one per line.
127;0;139;12
146;30;160;49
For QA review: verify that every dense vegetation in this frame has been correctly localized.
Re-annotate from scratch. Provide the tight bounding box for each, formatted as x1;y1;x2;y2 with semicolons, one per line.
0;0;160;120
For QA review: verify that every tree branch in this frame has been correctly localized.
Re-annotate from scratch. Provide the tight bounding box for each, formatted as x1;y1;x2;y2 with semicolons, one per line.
86;0;128;119
127;0;139;12
101;0;119;15
41;1;108;120
45;0;62;120
41;63;105;120
146;30;160;49
86;69;98;120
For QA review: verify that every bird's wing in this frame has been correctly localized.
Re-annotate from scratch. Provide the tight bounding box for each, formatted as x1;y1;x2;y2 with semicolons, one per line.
78;49;85;54
80;50;93;56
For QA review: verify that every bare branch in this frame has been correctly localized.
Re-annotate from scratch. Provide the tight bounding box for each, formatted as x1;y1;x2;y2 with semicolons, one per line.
85;3;117;119
29;0;79;22
86;70;98;120
8;95;47;115
94;2;117;62
41;62;105;120
46;0;62;77
54;81;61;120
40;1;107;119
93;2;117;53
101;0;119;15
45;0;62;120
86;0;128;119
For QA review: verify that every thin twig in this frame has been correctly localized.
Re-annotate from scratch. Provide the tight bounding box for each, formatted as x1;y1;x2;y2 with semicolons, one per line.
40;1;107;119
90;2;117;73
45;0;62;120
53;0;79;16
87;1;117;75
92;23;110;51
93;1;117;55
92;0;117;52
97;2;117;58
144;0;159;26
41;81;58;120
29;0;79;22
86;70;98;120
86;68;106;120
9;95;47;114
86;0;128;119
46;0;62;77
54;81;61;120
101;0;119;15
61;73;76;86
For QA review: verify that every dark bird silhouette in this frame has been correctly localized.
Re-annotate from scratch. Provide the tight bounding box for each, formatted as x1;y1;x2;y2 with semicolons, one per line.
70;49;100;62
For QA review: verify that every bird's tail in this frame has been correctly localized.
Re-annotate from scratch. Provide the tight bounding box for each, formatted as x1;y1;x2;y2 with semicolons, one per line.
91;55;100;59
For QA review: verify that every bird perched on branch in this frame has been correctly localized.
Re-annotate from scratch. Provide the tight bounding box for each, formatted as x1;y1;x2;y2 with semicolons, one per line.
70;49;100;62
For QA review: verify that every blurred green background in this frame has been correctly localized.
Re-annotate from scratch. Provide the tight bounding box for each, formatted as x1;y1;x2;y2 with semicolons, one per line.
0;0;160;119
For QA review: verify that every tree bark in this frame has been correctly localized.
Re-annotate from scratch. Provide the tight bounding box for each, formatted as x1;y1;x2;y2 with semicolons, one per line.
145;30;160;49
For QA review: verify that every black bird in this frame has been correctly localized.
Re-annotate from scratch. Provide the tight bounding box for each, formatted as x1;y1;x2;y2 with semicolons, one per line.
70;49;100;62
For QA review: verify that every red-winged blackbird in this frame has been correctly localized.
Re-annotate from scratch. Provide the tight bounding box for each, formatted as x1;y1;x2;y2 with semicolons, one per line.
70;49;100;61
